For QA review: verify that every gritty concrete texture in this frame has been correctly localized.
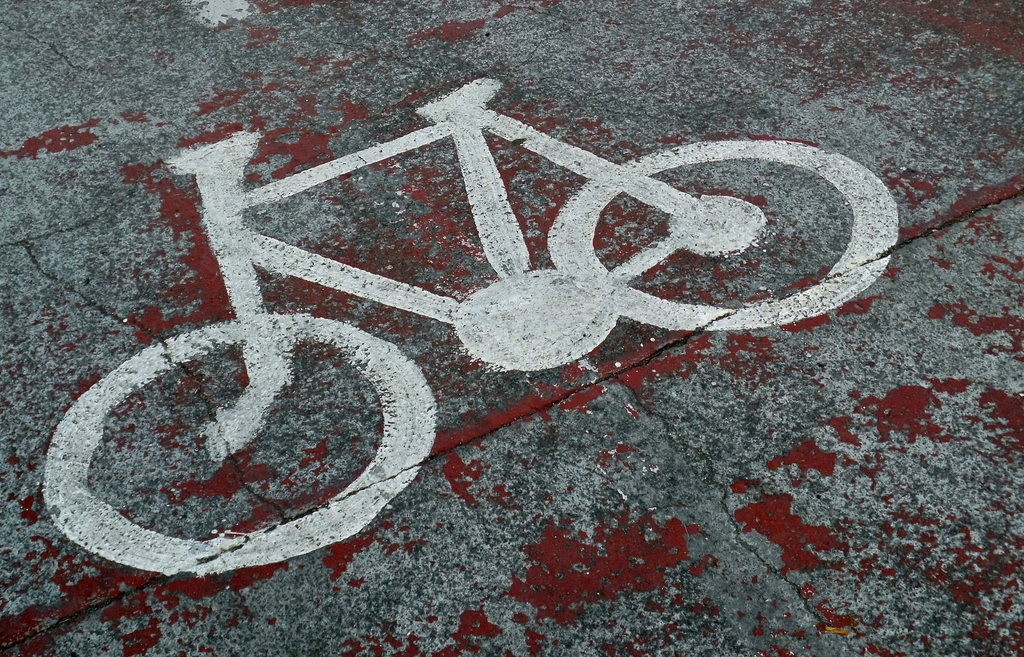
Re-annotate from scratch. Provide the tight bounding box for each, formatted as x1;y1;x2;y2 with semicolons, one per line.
2;1;1024;655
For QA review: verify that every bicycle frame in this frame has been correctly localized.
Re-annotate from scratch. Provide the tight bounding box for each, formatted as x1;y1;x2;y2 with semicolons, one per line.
168;77;896;457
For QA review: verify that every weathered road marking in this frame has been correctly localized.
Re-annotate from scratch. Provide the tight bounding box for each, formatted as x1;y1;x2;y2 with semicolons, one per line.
45;79;898;574
186;0;251;26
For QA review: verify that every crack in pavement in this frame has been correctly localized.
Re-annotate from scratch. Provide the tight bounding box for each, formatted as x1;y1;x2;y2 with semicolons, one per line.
619;382;826;629
0;20;79;70
19;234;303;548
0;200;128;249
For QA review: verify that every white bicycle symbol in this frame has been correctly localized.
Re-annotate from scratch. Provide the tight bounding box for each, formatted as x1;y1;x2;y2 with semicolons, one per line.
44;79;897;575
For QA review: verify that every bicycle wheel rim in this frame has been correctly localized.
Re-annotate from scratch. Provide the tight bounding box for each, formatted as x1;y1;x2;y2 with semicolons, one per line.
44;316;436;575
549;140;898;331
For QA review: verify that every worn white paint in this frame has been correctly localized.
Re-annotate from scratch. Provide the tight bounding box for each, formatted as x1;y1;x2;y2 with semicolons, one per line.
45;316;436;575
454;270;617;371
548;139;899;331
45;78;898;574
186;0;251;26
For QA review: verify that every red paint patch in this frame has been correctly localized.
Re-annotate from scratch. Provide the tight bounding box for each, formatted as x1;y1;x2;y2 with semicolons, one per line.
0;539;154;646
826;416;861;446
488;484;518;509
72;372;103;401
245;24;280;49
978;388;1024;462
326;97;370;125
596;442;638;469
730;478;761;494
815;600;856;628
719;333;778;387
780;314;830;333
162;447;272;504
901;174;1024;240
431;383;570;455
121;618;162;657
408;18;487;46
866;644;907;657
18;495;39;525
228;561;289;590
176;122;246;149
524;627;546;656
429;607;502;657
856;385;956;444
252;128;334;179
443;452;487;505
888;0;1024;64
614;333;713;396
734;494;844;573
837;296;882;316
767;440;836;477
508;512;699;626
452;607;502;642
886;170;939;210
981;254;1024;285
121;162;232;336
196;88;249;115
1;119;101;159
558;385;605;412
322;522;391;582
927;377;970;394
928;301;1024;361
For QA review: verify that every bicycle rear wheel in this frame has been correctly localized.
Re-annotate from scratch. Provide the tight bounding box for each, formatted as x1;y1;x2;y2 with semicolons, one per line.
548;140;898;331
44;315;436;575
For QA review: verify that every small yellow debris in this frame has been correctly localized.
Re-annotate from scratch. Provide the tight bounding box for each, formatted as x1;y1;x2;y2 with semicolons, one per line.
824;626;850;636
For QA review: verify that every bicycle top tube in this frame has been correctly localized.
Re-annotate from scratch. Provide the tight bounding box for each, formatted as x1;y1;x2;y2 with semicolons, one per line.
241;78;716;272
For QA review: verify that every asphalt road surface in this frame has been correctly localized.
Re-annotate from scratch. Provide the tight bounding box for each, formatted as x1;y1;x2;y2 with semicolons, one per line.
2;1;1023;655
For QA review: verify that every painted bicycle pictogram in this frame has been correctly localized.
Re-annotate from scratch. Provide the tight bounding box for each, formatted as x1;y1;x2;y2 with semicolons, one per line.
44;79;898;575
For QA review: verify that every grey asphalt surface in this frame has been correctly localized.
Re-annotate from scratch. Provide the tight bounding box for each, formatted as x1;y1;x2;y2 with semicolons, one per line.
2;1;1024;655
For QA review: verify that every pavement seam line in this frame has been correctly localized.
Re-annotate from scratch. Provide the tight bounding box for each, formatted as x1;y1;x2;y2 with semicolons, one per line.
0;199;127;249
0;20;79;70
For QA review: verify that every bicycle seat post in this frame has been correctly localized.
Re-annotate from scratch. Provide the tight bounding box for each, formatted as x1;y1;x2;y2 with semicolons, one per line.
417;80;534;279
168;132;267;325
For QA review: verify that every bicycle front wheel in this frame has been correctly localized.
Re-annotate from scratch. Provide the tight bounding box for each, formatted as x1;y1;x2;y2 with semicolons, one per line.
548;140;899;331
44;315;436;575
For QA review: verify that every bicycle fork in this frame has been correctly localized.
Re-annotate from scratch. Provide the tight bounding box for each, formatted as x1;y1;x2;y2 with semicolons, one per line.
168;135;293;461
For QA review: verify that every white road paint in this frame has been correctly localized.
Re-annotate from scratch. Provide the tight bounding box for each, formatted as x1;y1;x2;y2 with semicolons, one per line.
246;124;453;207
549;139;899;331
186;0;251;26
45;78;898;574
417;80;531;278
454;270;617;371
45;316;436;575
